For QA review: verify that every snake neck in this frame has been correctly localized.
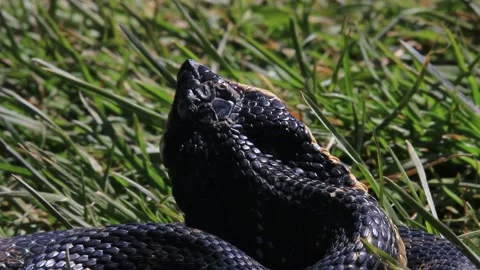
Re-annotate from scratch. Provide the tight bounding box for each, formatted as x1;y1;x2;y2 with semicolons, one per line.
172;126;405;269
247;145;403;268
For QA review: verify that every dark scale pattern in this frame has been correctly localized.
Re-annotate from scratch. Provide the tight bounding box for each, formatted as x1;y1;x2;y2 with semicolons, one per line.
1;60;476;270
214;127;402;269
0;223;265;270
398;226;476;270
234;89;359;190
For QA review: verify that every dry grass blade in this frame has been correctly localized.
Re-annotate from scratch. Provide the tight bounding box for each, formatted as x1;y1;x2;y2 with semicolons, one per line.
11;175;72;229
406;140;439;221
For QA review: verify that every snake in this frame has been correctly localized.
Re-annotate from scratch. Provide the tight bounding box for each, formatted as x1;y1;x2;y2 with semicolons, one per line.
0;59;476;270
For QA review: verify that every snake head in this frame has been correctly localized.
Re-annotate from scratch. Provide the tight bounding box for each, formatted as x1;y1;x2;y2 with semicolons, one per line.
161;60;243;170
162;59;317;169
174;59;243;122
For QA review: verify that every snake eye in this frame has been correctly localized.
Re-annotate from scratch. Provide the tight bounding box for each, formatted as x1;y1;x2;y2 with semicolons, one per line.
212;98;234;120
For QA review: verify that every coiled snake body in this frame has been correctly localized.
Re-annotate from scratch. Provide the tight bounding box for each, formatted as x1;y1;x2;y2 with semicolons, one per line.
0;60;475;270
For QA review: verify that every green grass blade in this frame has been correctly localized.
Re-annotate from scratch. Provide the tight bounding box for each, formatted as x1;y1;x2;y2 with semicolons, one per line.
445;28;480;105
172;0;239;80
119;24;177;88
32;58;167;124
400;40;480;117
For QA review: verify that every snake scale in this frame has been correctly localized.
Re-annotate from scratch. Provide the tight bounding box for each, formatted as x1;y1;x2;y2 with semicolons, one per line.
0;60;475;270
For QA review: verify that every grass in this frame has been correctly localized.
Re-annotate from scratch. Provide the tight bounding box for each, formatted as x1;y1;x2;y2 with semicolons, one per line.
1;0;479;266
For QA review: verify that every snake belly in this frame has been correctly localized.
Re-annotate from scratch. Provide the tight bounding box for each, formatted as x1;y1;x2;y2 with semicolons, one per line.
0;60;476;270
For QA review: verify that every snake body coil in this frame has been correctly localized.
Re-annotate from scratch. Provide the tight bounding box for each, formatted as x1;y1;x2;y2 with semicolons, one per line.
0;60;475;270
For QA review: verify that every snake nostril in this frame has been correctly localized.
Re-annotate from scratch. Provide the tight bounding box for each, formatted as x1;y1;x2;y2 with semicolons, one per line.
195;84;214;101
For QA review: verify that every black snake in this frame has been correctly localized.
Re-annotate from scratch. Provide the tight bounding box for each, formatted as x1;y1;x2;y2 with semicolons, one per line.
0;60;476;270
